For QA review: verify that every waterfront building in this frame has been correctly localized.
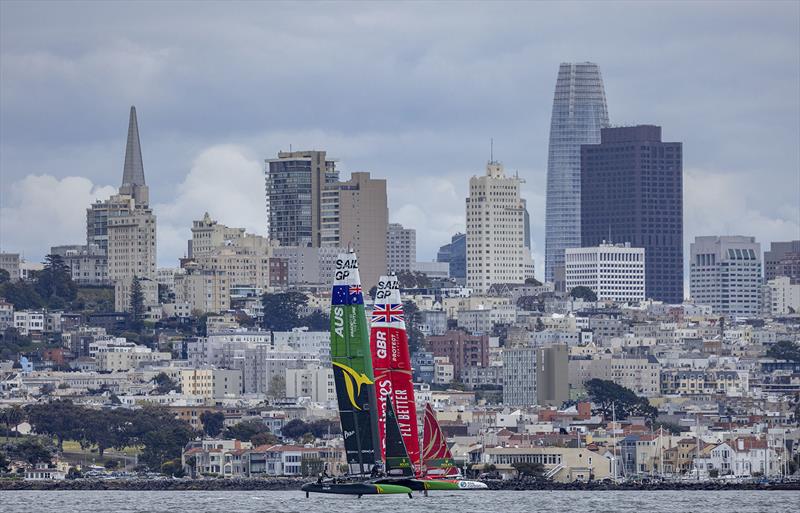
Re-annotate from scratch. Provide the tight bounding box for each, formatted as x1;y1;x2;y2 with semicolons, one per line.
581;125;683;303
565;242;645;303
690;236;762;317
544;62;610;284
466;161;527;294
265;150;338;247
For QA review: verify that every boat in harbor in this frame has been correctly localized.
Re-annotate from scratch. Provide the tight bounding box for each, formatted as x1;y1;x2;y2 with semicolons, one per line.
302;254;411;498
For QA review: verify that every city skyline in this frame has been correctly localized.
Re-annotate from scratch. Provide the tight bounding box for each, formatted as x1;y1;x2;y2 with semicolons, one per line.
1;2;798;287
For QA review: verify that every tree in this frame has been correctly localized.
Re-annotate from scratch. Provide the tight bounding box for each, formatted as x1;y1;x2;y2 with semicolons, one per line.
26;399;85;450
585;379;658;423
5;438;53;465
33;254;77;306
0;281;44;310
152;372;180;394
251;431;279;447
396;271;431;289
223;419;271;442
524;277;543;286
200;411;226;437
300;311;330;331
129;276;145;332
132;406;195;471
569;286;597;302
0;269;10;284
766;340;800;362
0;451;10;472
403;300;425;354
0;406;24;437
268;374;286;399
512;461;545;477
261;291;309;331
79;409;127;458
281;419;311;440
535;317;546;332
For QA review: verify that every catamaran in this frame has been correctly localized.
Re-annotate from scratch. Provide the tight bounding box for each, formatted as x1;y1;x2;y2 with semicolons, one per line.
301;254;412;497
301;260;485;497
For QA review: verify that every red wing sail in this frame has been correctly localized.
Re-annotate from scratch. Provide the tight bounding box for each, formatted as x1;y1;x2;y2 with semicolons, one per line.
422;403;459;477
370;275;421;470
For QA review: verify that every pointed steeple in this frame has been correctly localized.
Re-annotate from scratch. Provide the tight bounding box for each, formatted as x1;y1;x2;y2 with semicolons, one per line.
119;106;149;205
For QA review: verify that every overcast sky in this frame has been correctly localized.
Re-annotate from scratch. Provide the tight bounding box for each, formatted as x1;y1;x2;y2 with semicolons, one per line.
1;1;798;283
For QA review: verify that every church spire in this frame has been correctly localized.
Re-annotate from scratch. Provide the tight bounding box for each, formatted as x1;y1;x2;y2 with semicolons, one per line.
119;106;149;205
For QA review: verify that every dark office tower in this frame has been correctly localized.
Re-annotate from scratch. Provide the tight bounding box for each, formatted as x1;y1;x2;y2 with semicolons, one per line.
544;62;610;284
581;125;684;303
437;233;466;282
764;240;800;281
265;150;338;247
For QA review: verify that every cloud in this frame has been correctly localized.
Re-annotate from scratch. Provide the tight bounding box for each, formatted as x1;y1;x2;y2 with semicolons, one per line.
154;145;266;266
0;175;116;259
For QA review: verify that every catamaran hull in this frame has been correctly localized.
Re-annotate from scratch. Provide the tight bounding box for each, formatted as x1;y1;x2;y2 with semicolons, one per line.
301;482;413;496
376;478;488;491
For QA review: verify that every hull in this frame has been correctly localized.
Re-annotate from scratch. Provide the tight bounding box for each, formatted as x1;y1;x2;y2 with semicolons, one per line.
301;481;412;496
376;478;487;491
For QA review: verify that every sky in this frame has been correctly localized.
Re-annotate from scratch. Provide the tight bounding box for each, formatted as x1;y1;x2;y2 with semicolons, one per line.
1;1;799;284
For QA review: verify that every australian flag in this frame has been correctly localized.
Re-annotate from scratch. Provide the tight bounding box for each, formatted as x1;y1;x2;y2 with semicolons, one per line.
332;285;363;305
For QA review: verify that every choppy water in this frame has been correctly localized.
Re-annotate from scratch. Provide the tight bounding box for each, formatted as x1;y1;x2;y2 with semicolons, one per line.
1;490;798;513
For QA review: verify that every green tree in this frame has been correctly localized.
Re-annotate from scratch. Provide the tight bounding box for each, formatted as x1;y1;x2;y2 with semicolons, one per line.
80;409;127;458
268;374;286;399
151;372;181;394
129;276;145;332
261;291;308;331
251;431;279;447
0;406;24;437
0;451;10;472
200;411;226;437
516;295;538;312
0;281;44;309
132;406;195;471
403;300;425;354
5;438;53;465
524;277;543;286
26;399;84;450
281;419;311;440
585;379;658;423
766;340;800;362
0;269;10;284
34;254;78;306
569;286;597;302
512;461;545;477
396;271;431;289
224;419;271;442
300;311;330;330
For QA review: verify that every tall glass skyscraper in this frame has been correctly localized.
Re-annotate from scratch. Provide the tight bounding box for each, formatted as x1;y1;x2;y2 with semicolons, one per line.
544;62;609;284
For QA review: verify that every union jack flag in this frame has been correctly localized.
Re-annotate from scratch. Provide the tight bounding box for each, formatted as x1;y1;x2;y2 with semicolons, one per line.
349;285;362;296
371;304;404;324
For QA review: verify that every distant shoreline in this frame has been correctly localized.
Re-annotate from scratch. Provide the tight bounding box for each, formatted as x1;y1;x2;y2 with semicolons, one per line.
1;478;799;492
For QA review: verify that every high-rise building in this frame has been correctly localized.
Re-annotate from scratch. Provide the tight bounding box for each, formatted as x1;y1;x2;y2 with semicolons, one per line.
565;242;646;303
502;347;536;406
581;125;683;303
764;240;800;282
265;150;338;247
320;171;388;289
107;196;157;311
118;106;149;206
387;223;416;273
535;344;569;407
544;62;610;283
466;161;527;294
437;233;466;282
94;106;157;312
690;236;762;317
762;276;800;316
